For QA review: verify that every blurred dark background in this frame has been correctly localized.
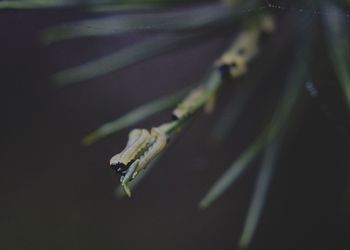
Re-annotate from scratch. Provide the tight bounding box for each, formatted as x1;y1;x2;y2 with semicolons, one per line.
1;3;350;250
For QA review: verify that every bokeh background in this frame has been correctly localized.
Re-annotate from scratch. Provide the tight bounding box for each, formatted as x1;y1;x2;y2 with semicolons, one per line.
1;2;350;250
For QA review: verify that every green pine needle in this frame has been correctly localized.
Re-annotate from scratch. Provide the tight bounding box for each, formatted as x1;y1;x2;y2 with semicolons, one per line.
82;87;189;145
209;82;254;144
0;0;183;9
199;134;265;209
323;3;350;110
42;5;231;44
0;0;72;9
51;35;201;86
199;40;309;208
238;137;281;249
115;155;160;198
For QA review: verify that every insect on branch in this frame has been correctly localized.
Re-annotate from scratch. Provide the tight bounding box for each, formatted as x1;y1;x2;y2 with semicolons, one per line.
110;13;275;197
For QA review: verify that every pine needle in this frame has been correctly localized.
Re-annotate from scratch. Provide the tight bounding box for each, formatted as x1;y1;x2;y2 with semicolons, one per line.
209;83;254;144
42;5;232;44
323;3;350;110
238;138;281;249
0;0;179;9
82;87;189;145
51;34;202;86
199;36;310;208
0;0;72;9
115;154;160;198
199;134;265;209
